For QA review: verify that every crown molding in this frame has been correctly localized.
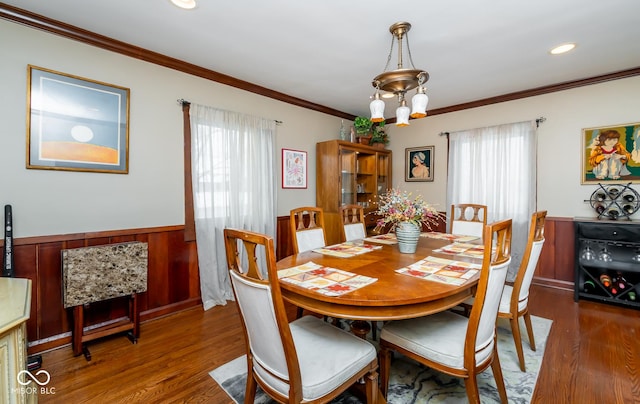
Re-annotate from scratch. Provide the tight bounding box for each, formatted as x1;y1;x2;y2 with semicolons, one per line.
2;3;640;122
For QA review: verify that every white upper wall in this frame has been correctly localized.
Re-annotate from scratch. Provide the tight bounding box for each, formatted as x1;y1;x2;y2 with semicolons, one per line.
2;19;639;238
385;76;640;219
1;20;342;238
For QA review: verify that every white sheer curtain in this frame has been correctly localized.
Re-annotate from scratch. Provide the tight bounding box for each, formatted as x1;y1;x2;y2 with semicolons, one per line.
190;103;277;310
447;121;537;280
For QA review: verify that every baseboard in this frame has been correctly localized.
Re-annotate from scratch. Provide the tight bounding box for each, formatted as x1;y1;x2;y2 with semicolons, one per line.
533;276;573;291
140;297;202;322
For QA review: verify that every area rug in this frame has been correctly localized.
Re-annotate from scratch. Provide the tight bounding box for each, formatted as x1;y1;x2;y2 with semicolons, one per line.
210;315;552;404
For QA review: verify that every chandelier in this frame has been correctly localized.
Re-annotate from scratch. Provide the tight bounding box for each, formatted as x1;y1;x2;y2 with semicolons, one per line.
370;22;429;127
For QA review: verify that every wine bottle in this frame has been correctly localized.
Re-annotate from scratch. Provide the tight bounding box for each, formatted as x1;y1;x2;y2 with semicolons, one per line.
623;204;635;215
600;273;619;295
583;280;596;293
623;193;635;202
613;272;631;290
595;192;606;202
628;291;637;301
595;204;606;215
608;208;620;219
608;187;620;198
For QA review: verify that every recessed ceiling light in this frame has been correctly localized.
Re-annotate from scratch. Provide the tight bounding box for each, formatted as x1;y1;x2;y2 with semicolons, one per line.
170;0;196;9
550;43;576;55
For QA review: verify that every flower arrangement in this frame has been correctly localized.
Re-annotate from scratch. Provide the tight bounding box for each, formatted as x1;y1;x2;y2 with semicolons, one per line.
374;188;443;231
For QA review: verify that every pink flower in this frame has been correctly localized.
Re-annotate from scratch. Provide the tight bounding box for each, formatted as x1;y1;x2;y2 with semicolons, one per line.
372;188;443;231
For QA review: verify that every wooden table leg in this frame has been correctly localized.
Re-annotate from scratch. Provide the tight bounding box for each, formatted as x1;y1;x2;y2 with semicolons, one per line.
350;320;371;340
349;380;387;404
72;295;140;360
72;305;84;356
82;345;91;361
130;293;139;340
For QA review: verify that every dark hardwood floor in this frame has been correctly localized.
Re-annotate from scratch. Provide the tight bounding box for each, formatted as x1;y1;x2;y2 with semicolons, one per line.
36;285;640;403
528;286;640;404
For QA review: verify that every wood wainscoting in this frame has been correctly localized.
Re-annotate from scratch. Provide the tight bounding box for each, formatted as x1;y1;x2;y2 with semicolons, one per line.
531;216;575;290
6;225;200;355
3;216;574;355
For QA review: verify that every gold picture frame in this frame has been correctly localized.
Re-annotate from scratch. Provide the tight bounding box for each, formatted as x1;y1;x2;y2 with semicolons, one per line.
581;122;640;184
405;146;434;182
27;65;130;174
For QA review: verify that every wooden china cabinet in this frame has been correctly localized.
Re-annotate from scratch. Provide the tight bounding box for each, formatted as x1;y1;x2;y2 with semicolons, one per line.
316;140;392;245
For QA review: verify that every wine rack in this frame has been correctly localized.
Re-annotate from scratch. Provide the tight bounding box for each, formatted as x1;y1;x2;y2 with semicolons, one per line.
574;219;640;308
586;182;640;220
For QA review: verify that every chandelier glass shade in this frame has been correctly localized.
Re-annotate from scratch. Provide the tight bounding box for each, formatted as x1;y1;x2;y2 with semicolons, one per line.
370;22;429;126
410;86;428;119
396;97;410;127
370;92;385;122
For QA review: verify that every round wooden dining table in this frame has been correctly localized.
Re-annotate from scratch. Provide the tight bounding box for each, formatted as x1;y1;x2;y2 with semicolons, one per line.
276;235;481;322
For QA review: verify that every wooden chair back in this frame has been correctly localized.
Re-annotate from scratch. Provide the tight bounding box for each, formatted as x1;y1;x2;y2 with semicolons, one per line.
450;204;487;238
499;210;546;371
466;218;512;360
378;219;512;403
223;229;303;401
340;204;367;242
511;210;547;309
224;228;379;403
290;207;327;253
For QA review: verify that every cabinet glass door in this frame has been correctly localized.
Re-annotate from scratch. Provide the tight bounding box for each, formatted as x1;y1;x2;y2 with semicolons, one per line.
356;153;375;208
340;148;356;206
377;153;390;196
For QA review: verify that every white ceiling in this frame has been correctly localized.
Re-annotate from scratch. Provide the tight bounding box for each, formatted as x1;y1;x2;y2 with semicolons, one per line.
3;0;640;118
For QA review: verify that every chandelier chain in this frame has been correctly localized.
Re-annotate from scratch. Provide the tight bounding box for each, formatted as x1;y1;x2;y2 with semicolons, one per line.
383;35;394;73
369;22;430;127
405;32;417;70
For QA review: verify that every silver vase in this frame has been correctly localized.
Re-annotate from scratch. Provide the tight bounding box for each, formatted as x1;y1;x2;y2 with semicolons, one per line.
395;222;420;253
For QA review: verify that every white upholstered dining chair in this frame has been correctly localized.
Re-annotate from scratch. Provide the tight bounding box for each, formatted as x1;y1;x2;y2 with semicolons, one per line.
379;219;512;404
499;210;546;371
339;204;379;338
290;207;330;319
224;228;379;404
340;204;367;242
290;207;327;253
461;210;546;372
450;203;487;239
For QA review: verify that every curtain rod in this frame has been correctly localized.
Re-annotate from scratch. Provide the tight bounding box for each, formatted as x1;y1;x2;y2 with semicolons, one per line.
176;98;283;125
439;116;546;136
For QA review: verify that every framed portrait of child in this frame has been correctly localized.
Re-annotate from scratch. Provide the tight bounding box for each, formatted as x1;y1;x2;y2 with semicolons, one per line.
581;122;640;184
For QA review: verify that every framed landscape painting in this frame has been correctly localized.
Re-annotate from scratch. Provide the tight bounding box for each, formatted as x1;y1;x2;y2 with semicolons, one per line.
581;122;640;184
27;65;130;174
405;146;434;182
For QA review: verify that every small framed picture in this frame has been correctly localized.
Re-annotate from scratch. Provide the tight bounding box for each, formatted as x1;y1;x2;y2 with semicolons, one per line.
26;65;130;174
581;122;640;184
282;148;307;189
405;146;434;182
